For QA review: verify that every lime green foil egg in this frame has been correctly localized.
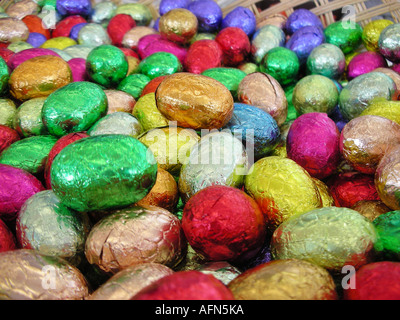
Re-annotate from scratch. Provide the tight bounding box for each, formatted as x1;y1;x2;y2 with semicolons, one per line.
115;3;153;26
42;81;108;137
13;97;48;137
50;134;158;212
0;99;17;127
138;52;182;80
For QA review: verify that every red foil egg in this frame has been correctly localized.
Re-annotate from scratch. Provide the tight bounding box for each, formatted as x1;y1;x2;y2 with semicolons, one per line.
182;185;266;263
131;270;234;300
22;14;51;39
215;26;250;66
44;132;89;189
119;47;140;59
107;14;137;47
184;39;223;74
140;75;168;97
52;15;87;38
328;172;380;208
0;218;17;253
0;125;20;153
0;48;14;64
344;261;400;300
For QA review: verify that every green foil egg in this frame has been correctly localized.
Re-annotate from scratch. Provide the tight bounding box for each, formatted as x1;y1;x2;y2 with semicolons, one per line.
373;211;400;261
0;56;9;96
42;81;108;137
138;52;182;80
201;67;247;100
13;97;48;137
117;73;151;100
324;21;363;54
260;47;300;87
50;134;158;212
0;135;58;175
86;44;129;88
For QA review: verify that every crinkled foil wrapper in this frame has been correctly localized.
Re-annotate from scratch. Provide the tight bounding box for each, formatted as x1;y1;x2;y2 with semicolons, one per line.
159;8;198;44
352;200;392;222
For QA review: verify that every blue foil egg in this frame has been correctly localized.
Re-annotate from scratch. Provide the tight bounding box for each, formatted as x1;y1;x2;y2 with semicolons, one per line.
223;103;281;161
159;0;191;16
26;32;47;48
329;105;348;132
69;22;87;41
56;0;93;17
221;6;256;37
286;26;325;64
187;0;222;33
286;9;324;35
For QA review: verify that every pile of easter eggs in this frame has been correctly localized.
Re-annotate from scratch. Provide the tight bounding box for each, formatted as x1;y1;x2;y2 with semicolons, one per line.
1;0;400;301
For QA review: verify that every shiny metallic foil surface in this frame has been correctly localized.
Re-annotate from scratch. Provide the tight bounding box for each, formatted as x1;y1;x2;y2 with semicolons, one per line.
0;218;17;252
238;72;288;127
87;112;143;138
9;55;72;101
185;40;223;74
0;249;89;300
159;8;198;45
133;93;169;132
0;17;29;43
5;0;38;20
196;261;241;286
87;263;174;300
0;99;17;128
374;68;400;90
228;259;337;300
0;125;20;153
352;200;392;222
251;25;286;64
105;89;136;114
122;26;159;50
313;178;335;207
324;21;363;55
362;19;393;52
340;115;400;174
13;97;48;137
156;73;234;130
379;23;400;63
271;207;377;273
85;205;187;274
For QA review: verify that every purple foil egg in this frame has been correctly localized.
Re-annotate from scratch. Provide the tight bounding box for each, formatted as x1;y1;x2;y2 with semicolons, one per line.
26;32;47;48
138;38;187;65
286;26;325;64
221;6;257;37
159;0;191;16
330;105;348;132
286;8;324;35
347;52;388;80
69;22;87;41
68;58;88;82
287;112;341;180
236;239;272;272
7;48;61;70
187;0;222;33
0;164;45;221
56;0;92;17
153;17;160;31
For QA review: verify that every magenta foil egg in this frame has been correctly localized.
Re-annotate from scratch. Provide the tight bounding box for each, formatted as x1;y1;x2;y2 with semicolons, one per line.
287;112;341;180
347;52;388;80
67;58;88;82
7;48;61;70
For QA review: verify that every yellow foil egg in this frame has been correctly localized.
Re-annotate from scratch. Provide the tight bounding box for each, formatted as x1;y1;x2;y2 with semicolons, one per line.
244;156;322;232
362;19;393;52
361;98;400;125
313;178;335;207
159;8;198;45
126;56;140;75
155;72;234;130
133;93;169;132
40;36;77;50
9;55;72;101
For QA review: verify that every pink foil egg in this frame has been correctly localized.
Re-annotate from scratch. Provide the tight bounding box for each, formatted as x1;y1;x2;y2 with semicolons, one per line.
7;48;61;70
347;52;388;80
138;36;187;65
67;58;88;82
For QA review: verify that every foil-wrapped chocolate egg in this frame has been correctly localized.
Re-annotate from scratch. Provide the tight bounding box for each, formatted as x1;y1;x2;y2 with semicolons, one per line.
187;0;222;33
13;97;48;137
178;131;248;203
155;72;234;130
0;164;44;221
250;24;286;64
56;0;92;17
373;211;400;260
215;26;250;67
362;19;393;52
287;113;341;179
27;32;47;47
40;36;77;50
52;15;87;38
328;172;380;208
87;112;143;138
138;36;187;66
343;261;400;300
307;43;346;79
51;134;158;212
138;51;182;80
260;47;300;87
68;57;88;82
107;14;136;47
42;81;108;137
105;89;136;115
44;132;89;189
184;39;223;74
313;178;335;207
159;8;198;45
22;14;50;40
237;72;288;127
340;115;400;174
91;1;116;26
159;0;191;16
9;55;72;101
122;26;159;50
139;126;199;177
6;0;38;20
0;17;29;43
117;73;151;100
0;218;16;253
285;8;323;35
196;261;241;285
292;75;339;115
88;263;174;300
86;44;128;88
182;185;265;263
77;23;111;47
0;99;16;128
374;67;400;90
347;52;387;80
69;23;87;41
238;62;259;74
16;190;90;261
85;205;186;274
223;103;280;160
379;23;400;63
0;125;20;153
133;93;169;132
115;3;153;26
132;270;234;300
339;72;396;120
0;135;57;175
361;98;400;125
352;200;392;222
324;21;363;54
221;6;256;37
136;167;179;212
271;207;377;273
8;41;34;53
0;249;89;300
141;76;168;97
244;156;322;232
228;259;337;300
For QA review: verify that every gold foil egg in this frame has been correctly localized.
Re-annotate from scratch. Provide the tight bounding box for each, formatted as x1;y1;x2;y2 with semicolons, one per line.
244;156;322;232
313;178;335;207
159;8;198;45
9;55;72;101
155;72;234;130
228;259;337;300
237;72;288;126
104;89;136;114
5;0;39;20
351;200;392;222
362;19;394;52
